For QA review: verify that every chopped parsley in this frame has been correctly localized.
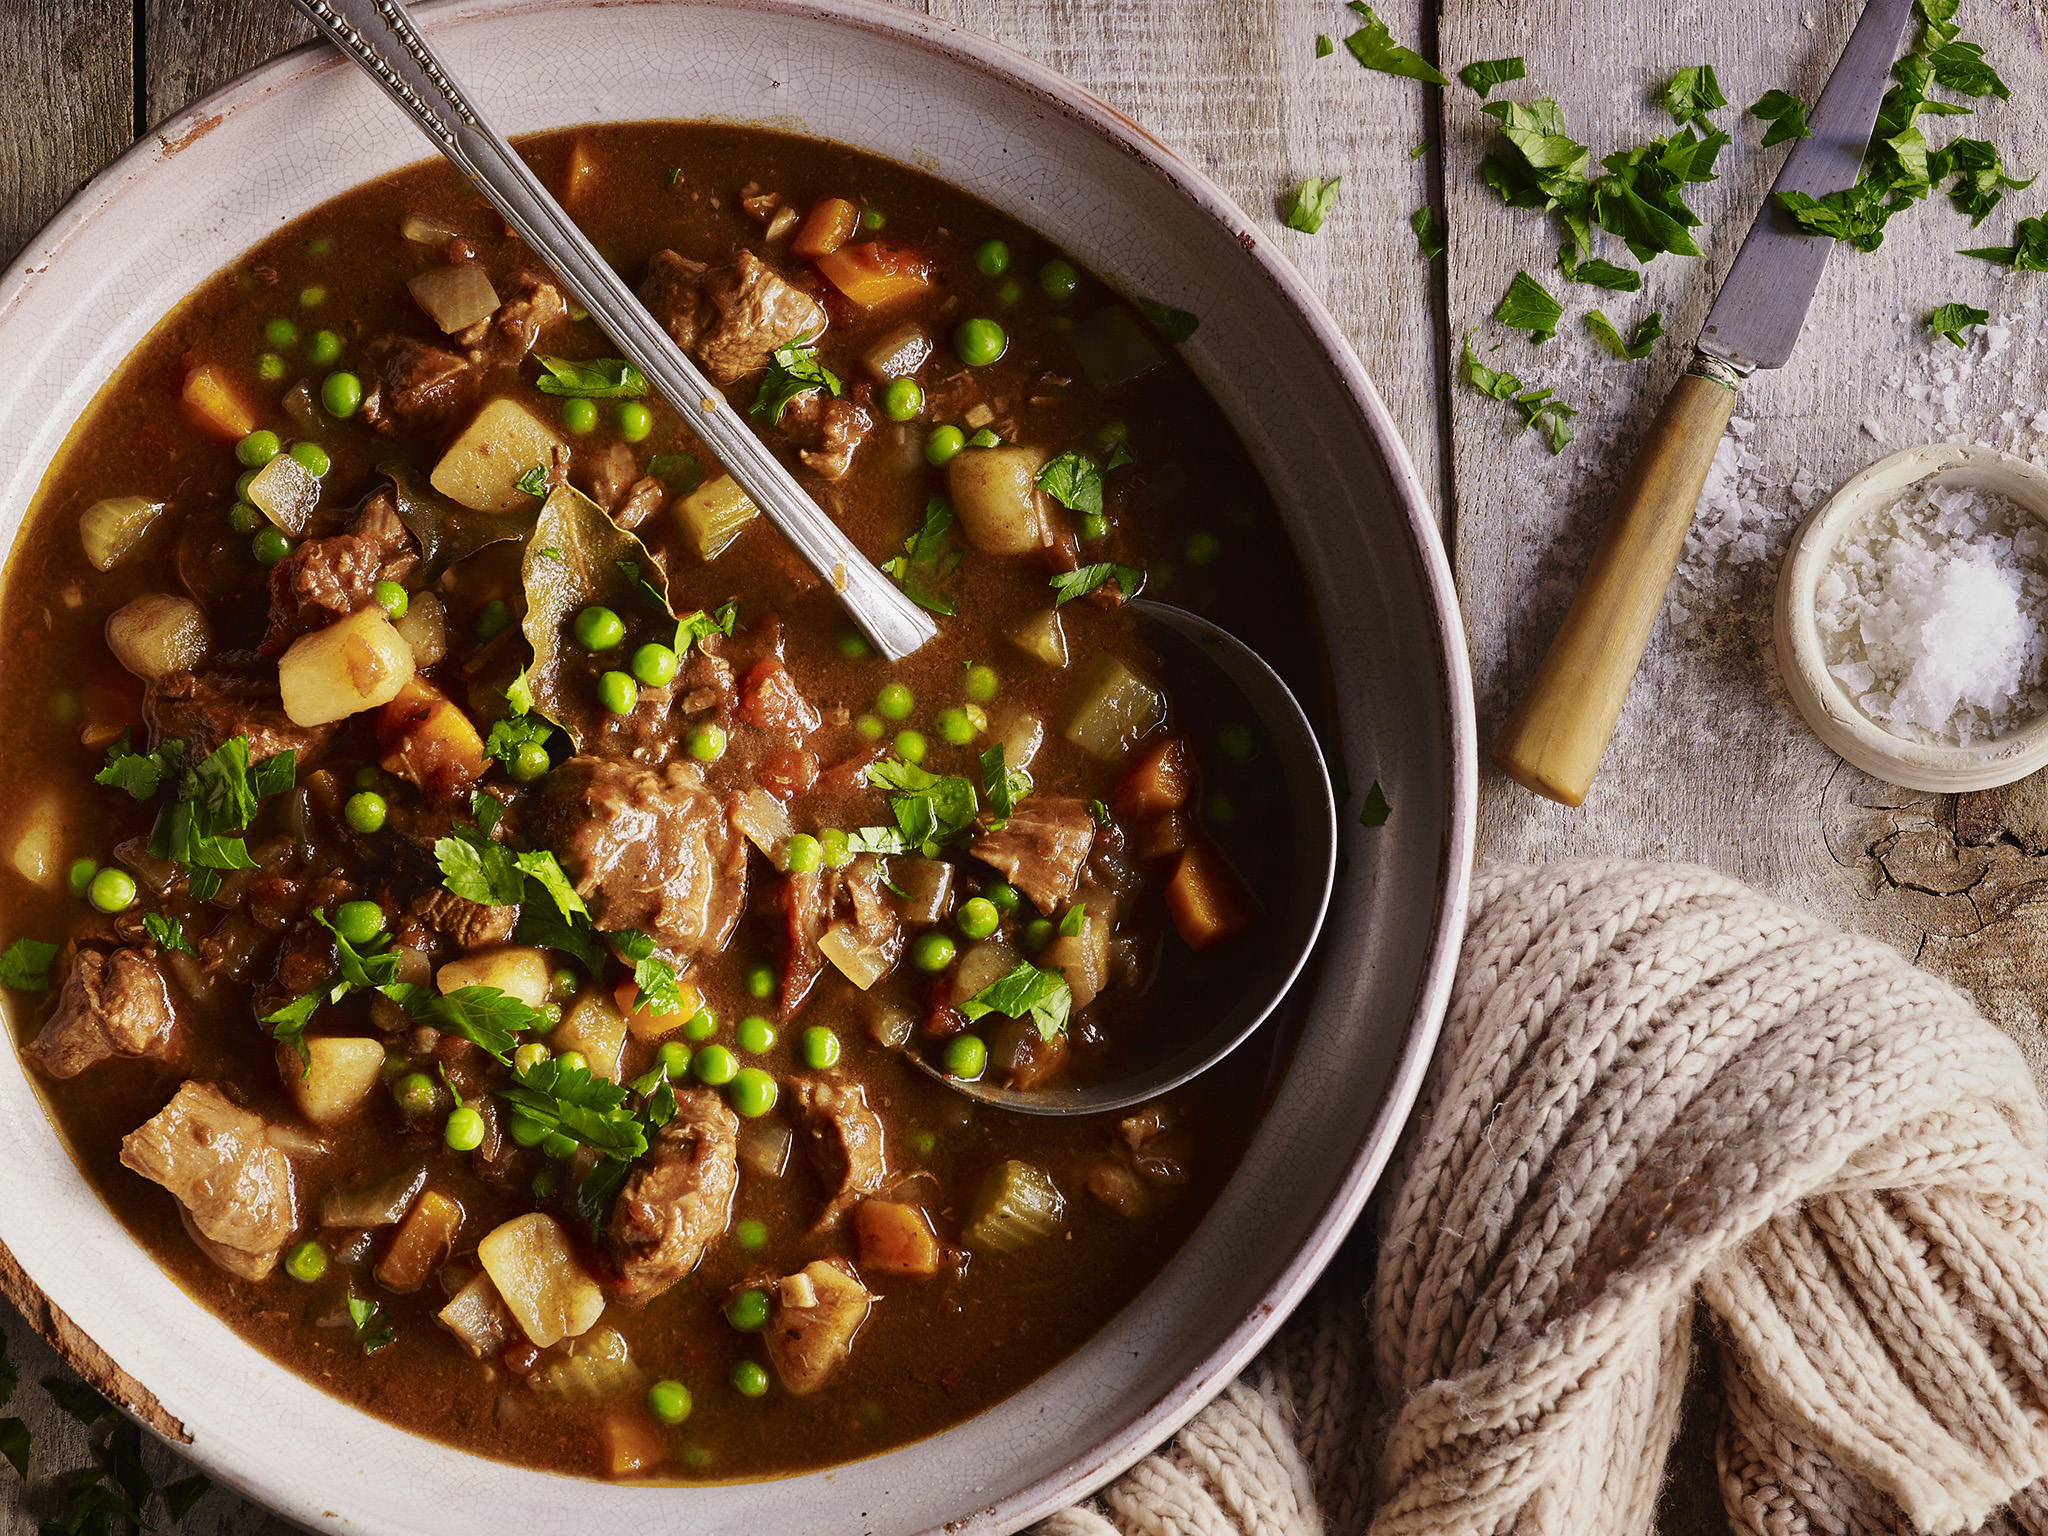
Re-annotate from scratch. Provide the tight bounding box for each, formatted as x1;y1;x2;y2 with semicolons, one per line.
1560;255;1641;291
347;1293;396;1355
483;670;553;772
1360;779;1391;827
380;982;535;1063
1663;65;1726;125
1494;270;1563;343
1928;302;1990;347
1050;562;1145;607
1961;214;2048;270
1586;309;1664;360
610;929;688;1019
501;1053;647;1160
1138;298;1199;344
1945;139;2035;225
0;938;59;992
514;463;550;498
646;451;702;494
1457;57;1524;99
1749;89;1812;148
1341;2;1448;87
1410;205;1444;259
676;600;739;651
881;498;961;617
1458;333;1520;400
1036;451;1105;518
750;339;841;425
1512;388;1579;454
94;730;180;800
1478;98;1590;209
865;759;980;857
614;560;670;612
532;355;649;398
1282;176;1343;233
142;913;194;955
1315;33;1333;58
960;961;1073;1042
981;743;1033;823
140;736;296;900
262;991;321;1066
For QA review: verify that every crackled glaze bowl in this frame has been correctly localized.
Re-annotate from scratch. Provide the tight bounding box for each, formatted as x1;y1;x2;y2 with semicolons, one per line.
0;1;1475;1530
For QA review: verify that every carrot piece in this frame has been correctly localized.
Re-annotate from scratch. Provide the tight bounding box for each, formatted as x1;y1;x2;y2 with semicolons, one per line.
376;1189;464;1294
559;139;597;205
1114;737;1196;816
1164;839;1257;952
792;198;861;259
376;677;487;794
1133;810;1194;861
854;1200;941;1278
815;242;934;308
180;364;255;441
613;975;706;1041
601;1412;668;1476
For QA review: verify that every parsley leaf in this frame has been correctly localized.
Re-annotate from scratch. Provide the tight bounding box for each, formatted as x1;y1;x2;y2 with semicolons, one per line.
143;912;195;955
1961;214;2048;270
516;850;589;923
1593;141;1708;262
532;355;649;398
1457;56;1524;98
514;463;550;498
1479;98;1590;208
1495;270;1563;343
1410;205;1445;259
1036;452;1105;518
750;339;841;425
980;743;1033;822
1749;89;1812;148
436;830;524;908
1341;1;1449;87
164;1475;212;1521
1458;333;1521;400
1561;255;1641;291
1138;299;1199;344
501;1054;646;1160
609;929;688;1019
0;938;58;992
1512;388;1579;454
1663;66;1726;124
959;961;1073;1042
1049;562;1145;607
1283;176;1343;233
867;759;980;856
881;498;960;617
1360;780;1391;827
1777;182;1900;252
1945;139;2035;225
571;1156;633;1233
0;1417;24;1480
513;900;609;979
44;1378;114;1426
676;601;738;651
379;982;532;1063
1927;39;2008;99
1315;33;1333;58
1928;302;1991;347
263;991;321;1068
615;559;671;612
315;909;401;996
842;826;912;855
483;669;553;771
146;735;295;887
347;1293;396;1354
94;730;181;800
646;451;701;494
1586;308;1664;359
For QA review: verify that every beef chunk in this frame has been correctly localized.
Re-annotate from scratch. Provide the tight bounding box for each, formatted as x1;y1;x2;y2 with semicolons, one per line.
120;1081;296;1280
258;533;380;656
580;440;641;512
791;1078;887;1230
697;251;828;385
738;659;821;738
775;868;829;1015
639;249;713;353
606;1088;739;1304
525;757;747;955
458;270;565;367
348;490;420;587
781;392;873;481
613;476;665;531
29;946;175;1079
359;334;471;437
145;660;336;765
764;1259;872;1395
970;797;1097;914
401;887;516;951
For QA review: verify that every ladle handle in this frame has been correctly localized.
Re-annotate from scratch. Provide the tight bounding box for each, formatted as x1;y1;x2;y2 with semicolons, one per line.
286;0;939;661
1491;355;1738;806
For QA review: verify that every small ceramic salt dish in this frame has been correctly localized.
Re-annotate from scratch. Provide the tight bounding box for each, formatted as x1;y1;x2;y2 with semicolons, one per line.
1776;442;2048;792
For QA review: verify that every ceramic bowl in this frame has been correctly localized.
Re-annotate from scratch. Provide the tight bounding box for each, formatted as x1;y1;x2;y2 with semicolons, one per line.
0;2;1476;1531
1775;442;2048;793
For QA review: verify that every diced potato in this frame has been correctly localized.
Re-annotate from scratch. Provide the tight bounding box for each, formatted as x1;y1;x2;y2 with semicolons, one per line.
730;785;792;864
1116;738;1195;816
962;1160;1064;1253
1063;654;1166;760
392;589;446;666
893;857;953;925
437;945;550;1008
430;398;567;513
1008;609;1068;668
947;446;1050;555
861;320;932;381
376;676;488;791
1164;839;1258;952
953;939;1019;1000
765;1261;874;1395
376;1188;465;1293
105;594;212;681
78;497;166;571
815;242;934;308
437;1271;509;1359
282;1035;386;1124
601;1412;668;1478
553;991;627;1082
993;710;1044;772
8;793;62;890
278;607;416;727
282;379;320;435
246;451;320;534
408;264;501;334
677;473;759;560
819;923;894;991
613;974;706;1042
477;1212;605;1349
855;1200;940;1278
180;364;255;440
1134;811;1195;860
531;1327;638;1401
1040;914;1112;1009
792;197;861;258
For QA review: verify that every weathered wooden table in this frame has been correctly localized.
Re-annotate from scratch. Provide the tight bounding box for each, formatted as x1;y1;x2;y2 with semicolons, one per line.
6;0;2045;1530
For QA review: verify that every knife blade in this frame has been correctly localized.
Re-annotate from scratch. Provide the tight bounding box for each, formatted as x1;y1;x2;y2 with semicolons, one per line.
1697;0;1918;370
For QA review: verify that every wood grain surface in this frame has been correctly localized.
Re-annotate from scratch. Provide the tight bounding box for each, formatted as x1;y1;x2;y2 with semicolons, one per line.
6;0;2046;1530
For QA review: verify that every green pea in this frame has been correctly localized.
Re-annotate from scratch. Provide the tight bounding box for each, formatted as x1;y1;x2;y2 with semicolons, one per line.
861;207;885;230
289;441;330;476
966;428;1001;449
911;932;956;972
235;469;258;500
1079;511;1109;541
924;425;966;466
784;833;822;875
801;1026;841;1070
306;329;343;366
965;664;999;702
725;1288;771;1331
686;723;726;761
729;1067;778;1118
228;499;262;533
683;1007;718;1043
541;1002;564;1026
1038;259;1079;300
913;1131;937;1158
876;682;914;720
381;1051;409;1083
997;278;1023;307
263;317;297;349
87;866;136;913
974;239;1011;277
444;1105;485;1152
541;1131;577;1160
321;371;363;418
944;1034;988;1080
821;829;852;869
508;1111;548;1147
513;1042;551;1075
935;708;976;747
599;671;639;715
894;730;927;765
731;1359;770;1397
393;1071;439;1117
985;883;1021;913
617;401;653;442
1219;721;1258;761
837;631;871;659
508;740;551;783
954;318;1007;367
856;713;885;740
1208;792;1236;827
736;1218;768;1251
657;1040;692;1077
306;236;334;259
1185;531;1221;567
551;968;578;1003
299;284;327;308
745;963;776;1000
342;791;387;835
1024;917;1055;952
332;899;385;947
236;430;281;468
573;605;625;650
562;397;598;434
475;598;512;639
65;859;98;898
556;1050;589;1076
737;1015;774;1054
631;642;679;686
880;377;924;422
284;1240;328;1284
957;897;1000;941
258;352;287;381
649;1380;693;1425
371;579;408;620
693;1044;739;1086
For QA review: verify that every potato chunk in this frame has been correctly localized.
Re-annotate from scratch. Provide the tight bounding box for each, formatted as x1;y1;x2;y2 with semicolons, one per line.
553;991;628;1082
1063;654;1166;760
947;446;1050;555
854;1201;940;1278
106;595;212;681
430;398;566;512
277;607;416;726
478;1212;605;1348
437;946;551;1009
283;1035;387;1125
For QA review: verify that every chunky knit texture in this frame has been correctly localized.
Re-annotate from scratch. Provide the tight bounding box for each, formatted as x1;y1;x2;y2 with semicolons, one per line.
1047;861;2048;1536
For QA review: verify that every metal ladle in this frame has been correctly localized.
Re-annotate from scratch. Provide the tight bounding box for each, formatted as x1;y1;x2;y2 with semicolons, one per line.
287;0;939;661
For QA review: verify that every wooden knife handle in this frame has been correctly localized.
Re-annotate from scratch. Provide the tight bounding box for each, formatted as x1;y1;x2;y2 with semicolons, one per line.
1491;355;1740;807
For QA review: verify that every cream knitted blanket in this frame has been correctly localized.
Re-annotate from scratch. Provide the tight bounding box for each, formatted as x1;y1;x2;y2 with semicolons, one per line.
1045;861;2048;1536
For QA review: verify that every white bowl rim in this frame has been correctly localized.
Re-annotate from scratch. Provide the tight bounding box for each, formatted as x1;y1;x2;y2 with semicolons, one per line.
0;0;1478;1528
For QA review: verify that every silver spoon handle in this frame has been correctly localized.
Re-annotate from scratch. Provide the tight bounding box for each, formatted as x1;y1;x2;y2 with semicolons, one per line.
286;0;939;661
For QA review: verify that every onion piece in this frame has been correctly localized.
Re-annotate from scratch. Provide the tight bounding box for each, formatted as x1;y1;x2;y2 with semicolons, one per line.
78;497;166;571
401;211;464;247
408;264;500;334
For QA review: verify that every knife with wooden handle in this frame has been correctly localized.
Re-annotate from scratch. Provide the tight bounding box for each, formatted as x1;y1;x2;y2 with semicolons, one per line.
1491;0;1918;807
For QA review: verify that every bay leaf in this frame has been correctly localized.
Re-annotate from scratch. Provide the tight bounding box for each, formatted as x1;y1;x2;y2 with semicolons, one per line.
382;460;540;581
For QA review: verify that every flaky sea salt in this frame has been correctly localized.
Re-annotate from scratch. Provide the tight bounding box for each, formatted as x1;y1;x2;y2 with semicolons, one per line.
1814;479;2048;745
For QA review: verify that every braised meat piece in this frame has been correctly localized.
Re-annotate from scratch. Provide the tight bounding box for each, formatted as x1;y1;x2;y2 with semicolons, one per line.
348;490;420;587
144;660;336;765
764;1259;873;1395
120;1081;296;1280
400;887;516;952
698;251;828;385
775;868;829;1015
676;650;736;720
791;1078;887;1229
612;476;665;531
639;249;713;353
525;757;747;955
258;533;380;656
781;392;873;481
738;659;822;738
580;440;641;512
28;945;176;1079
359;334;471;437
458;269;565;366
606;1088;740;1304
970;796;1097;915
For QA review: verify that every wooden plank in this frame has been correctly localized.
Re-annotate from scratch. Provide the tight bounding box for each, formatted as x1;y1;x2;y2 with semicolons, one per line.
0;0;132;268
142;0;313;130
